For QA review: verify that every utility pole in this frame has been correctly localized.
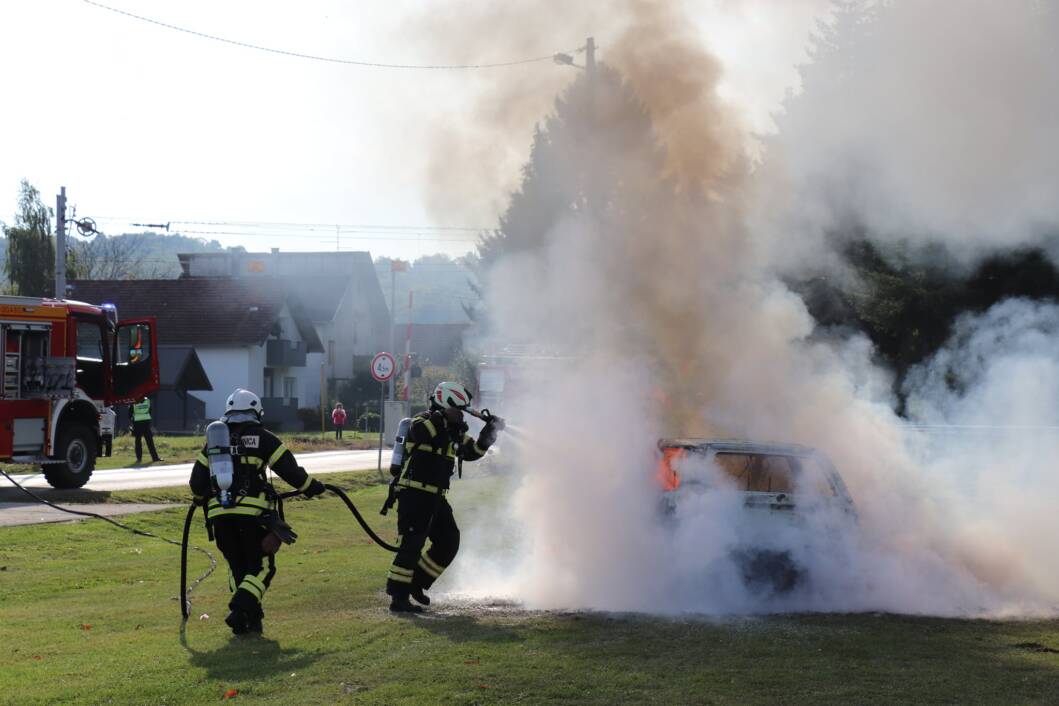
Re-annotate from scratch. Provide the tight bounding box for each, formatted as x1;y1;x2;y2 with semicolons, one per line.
54;186;66;299
388;265;396;400
385;259;409;400
585;36;596;74
319;362;326;434
401;290;413;401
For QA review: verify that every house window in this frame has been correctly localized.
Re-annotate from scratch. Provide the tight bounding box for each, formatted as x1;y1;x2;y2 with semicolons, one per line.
263;369;274;397
283;376;296;402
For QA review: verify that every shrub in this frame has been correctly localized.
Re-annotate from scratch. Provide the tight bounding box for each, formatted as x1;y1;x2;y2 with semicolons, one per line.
357;412;380;433
296;407;321;431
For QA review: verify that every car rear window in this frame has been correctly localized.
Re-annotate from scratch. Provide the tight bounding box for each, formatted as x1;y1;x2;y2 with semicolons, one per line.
714;453;795;493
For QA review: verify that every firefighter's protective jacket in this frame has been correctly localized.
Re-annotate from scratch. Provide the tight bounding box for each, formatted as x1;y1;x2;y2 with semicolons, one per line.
189;422;311;520
398;410;491;494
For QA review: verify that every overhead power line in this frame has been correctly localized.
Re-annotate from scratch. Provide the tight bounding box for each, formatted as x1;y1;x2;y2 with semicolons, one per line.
177;229;479;242
83;0;576;70
92;217;492;232
167;220;490;232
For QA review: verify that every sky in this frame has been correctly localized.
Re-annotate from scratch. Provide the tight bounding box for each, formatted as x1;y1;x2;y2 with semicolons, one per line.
0;0;830;262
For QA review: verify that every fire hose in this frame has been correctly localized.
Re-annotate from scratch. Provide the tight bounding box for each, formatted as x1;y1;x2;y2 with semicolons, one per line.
3;413;515;622
465;407;525;438
179;483;398;619
0;467;219;622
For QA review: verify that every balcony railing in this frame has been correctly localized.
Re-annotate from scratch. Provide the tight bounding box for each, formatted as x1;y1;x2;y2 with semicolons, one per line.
266;339;306;367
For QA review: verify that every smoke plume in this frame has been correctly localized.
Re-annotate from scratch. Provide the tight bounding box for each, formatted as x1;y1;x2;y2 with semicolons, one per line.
757;0;1059;265
421;0;1059;616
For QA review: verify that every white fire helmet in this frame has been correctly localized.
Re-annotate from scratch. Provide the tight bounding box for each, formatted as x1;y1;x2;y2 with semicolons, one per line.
431;381;472;410
225;388;263;419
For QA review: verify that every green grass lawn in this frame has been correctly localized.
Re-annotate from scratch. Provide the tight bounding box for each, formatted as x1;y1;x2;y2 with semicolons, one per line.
1;474;1058;704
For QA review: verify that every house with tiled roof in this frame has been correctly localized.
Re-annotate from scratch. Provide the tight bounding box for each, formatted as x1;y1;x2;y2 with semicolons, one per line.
68;278;324;429
177;249;390;384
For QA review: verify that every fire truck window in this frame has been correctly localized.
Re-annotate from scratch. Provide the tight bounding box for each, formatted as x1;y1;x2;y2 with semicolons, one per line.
713;453;795;493
75;321;105;399
76;322;104;361
113;323;152;398
117;325;151;364
12;329;51;398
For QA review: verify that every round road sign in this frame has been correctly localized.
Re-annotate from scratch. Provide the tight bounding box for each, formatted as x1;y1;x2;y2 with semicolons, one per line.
370;352;396;382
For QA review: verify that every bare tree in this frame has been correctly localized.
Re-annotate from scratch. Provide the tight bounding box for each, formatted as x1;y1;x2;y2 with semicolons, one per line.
71;234;171;280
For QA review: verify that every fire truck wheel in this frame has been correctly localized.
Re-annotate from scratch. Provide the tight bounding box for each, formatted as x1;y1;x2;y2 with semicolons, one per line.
43;423;97;489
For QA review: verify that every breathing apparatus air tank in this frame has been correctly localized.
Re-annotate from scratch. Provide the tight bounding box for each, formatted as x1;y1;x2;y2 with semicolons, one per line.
205;420;235;507
389;417;412;478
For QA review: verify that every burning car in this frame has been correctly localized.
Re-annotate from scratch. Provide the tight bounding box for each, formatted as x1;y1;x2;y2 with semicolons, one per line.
655;439;857;594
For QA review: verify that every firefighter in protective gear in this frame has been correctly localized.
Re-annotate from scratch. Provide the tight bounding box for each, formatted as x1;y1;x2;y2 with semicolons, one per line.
189;388;326;635
385;381;498;613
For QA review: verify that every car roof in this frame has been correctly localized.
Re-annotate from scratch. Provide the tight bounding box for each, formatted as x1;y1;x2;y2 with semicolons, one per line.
658;438;817;457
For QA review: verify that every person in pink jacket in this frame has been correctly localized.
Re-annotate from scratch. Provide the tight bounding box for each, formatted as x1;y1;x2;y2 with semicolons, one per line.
331;402;348;439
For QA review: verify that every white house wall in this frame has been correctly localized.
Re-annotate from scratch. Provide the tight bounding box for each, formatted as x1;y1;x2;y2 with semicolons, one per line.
287;351;321;410
266;303;321;411
350;281;383;356
194;346;255;419
333;282;357;378
247;343;265;398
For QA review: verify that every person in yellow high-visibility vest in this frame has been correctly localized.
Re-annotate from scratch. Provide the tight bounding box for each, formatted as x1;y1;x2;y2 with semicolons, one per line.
130;396;162;464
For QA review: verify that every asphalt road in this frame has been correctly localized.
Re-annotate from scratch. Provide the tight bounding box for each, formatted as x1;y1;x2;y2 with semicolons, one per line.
0;448;392;493
0;502;176;527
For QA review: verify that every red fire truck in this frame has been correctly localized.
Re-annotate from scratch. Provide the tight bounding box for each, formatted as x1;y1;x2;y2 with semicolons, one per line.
0;296;159;488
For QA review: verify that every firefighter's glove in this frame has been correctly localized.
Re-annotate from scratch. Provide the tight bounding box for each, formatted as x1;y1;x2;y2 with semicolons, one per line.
449;420;469;445
261;516;297;554
271;519;298;544
303;478;326;498
479;422;498;449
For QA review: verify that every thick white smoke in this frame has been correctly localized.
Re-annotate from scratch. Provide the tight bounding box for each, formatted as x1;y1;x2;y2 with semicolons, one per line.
759;0;1059;266
449;235;1059;616
427;0;1059;617
900;300;1059;610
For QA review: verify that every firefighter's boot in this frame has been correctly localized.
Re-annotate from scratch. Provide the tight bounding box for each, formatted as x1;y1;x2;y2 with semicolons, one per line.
389;596;423;614
225;608;252;634
410;587;431;606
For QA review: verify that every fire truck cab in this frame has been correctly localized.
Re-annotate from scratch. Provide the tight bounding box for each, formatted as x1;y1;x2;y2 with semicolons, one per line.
0;296;159;488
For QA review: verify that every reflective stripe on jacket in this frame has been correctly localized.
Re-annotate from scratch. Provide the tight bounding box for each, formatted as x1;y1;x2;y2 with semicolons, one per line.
188;422;312;516
205;491;271;520
399;410;491;491
132;399;151;422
